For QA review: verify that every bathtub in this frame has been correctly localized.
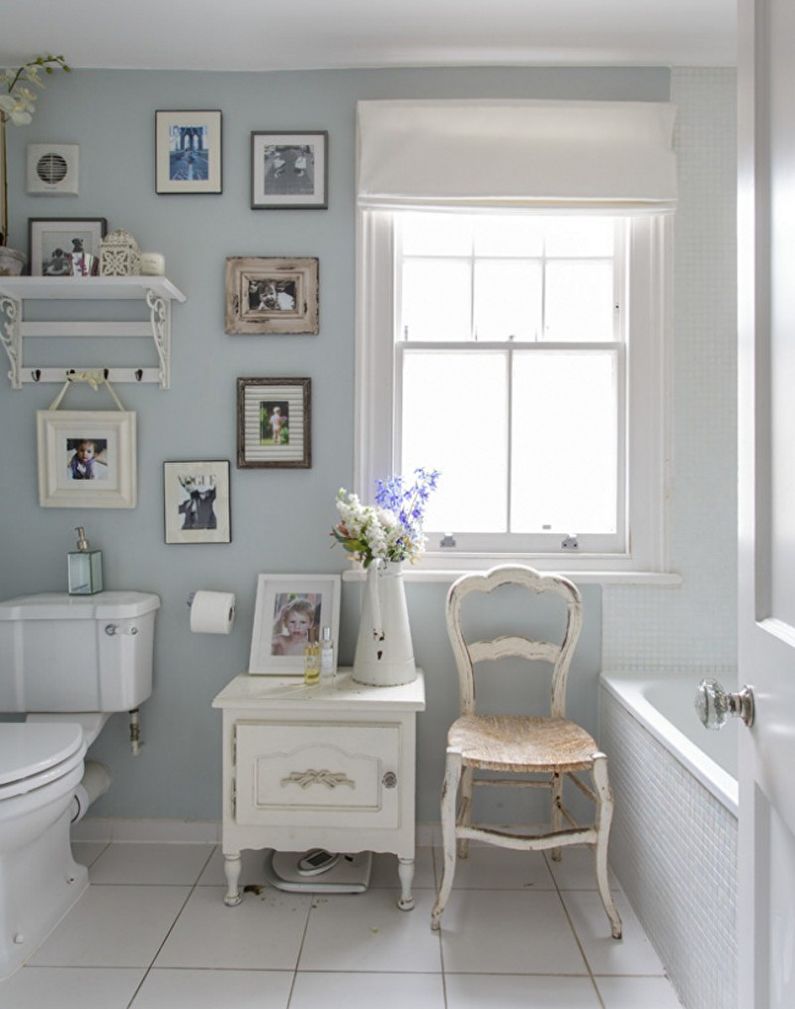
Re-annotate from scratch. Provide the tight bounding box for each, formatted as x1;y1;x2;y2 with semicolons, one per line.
599;671;738;1009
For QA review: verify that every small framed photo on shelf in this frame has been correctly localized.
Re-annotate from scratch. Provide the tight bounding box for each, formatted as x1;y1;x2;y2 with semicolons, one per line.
28;217;107;277
163;460;231;544
155;109;222;194
251;131;327;209
237;377;311;469
36;409;137;508
249;573;341;675
225;256;319;335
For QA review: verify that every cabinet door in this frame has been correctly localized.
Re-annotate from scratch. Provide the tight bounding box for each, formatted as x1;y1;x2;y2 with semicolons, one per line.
234;720;401;828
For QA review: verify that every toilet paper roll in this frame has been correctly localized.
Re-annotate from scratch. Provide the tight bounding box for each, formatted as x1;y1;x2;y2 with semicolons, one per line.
190;591;236;634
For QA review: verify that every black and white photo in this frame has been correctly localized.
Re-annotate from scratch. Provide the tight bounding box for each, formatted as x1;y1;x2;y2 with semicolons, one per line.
225;257;318;334
251;131;327;209
28;218;107;277
164;460;231;544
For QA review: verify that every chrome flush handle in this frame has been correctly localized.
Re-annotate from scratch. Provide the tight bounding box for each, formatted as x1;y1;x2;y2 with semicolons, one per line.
695;678;755;729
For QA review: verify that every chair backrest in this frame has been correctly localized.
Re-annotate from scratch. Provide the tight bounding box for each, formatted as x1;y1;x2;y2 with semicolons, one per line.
445;565;582;719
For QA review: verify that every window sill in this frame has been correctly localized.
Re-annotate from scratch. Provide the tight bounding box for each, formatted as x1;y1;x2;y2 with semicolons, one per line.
341;567;682;587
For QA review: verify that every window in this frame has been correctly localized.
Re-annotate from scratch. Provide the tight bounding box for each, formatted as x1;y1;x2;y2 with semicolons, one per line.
356;208;670;573
354;98;675;574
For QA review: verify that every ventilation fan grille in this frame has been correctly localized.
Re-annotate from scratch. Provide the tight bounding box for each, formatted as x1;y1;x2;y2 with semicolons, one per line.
36;153;69;185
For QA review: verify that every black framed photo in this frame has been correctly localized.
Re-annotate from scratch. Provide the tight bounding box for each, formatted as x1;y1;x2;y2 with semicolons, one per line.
251;131;327;209
237;377;311;469
225;256;319;335
155;110;222;194
163;460;231;543
28;217;107;277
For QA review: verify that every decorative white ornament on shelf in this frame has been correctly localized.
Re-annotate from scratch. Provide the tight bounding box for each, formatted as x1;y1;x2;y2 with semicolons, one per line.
99;228;141;277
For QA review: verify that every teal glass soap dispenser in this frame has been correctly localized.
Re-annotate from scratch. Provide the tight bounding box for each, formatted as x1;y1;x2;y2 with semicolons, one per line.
68;526;103;595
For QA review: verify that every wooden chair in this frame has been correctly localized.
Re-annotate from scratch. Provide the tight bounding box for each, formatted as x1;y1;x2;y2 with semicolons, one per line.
430;565;622;939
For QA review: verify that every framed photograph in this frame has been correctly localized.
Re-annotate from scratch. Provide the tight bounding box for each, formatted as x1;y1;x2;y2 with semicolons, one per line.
251;131;327;209
249;573;341;674
163;460;231;544
237;377;311;469
28;217;107;277
36;409;137;508
225;256;319;335
155;110;222;194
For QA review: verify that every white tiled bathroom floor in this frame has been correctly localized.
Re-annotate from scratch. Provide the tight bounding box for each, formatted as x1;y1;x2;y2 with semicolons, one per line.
0;841;683;1009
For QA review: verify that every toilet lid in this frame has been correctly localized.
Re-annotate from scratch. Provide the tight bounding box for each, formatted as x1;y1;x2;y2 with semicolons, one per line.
0;723;84;787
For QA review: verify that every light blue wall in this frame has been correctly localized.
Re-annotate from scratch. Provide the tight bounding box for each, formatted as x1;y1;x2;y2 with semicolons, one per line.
1;67;669;822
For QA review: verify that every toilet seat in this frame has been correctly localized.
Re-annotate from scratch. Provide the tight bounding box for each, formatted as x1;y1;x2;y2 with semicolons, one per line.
0;723;86;800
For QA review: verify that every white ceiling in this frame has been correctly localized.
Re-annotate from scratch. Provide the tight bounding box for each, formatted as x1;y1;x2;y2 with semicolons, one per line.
0;0;736;72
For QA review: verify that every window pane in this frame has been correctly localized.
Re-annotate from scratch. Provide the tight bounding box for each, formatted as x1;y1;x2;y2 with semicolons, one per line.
473;215;544;257
473;260;542;342
401;211;473;256
544;217;615;257
402;259;471;341
401;351;508;532
511;351;618;533
544;261;614;342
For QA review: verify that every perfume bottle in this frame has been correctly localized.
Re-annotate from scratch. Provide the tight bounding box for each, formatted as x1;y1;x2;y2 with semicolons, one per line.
68;526;103;595
320;625;335;679
303;633;320;686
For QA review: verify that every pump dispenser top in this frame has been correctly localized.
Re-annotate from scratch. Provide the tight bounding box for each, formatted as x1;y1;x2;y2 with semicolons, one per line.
68;526;103;595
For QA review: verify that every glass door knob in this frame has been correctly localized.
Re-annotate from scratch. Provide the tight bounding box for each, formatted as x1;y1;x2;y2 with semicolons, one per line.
695;678;755;729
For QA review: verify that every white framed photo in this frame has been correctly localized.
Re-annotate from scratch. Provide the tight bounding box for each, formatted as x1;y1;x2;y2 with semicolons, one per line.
28;217;107;276
155;109;222;194
163;460;231;544
249;573;341;675
36;409;137;508
251;131;327;209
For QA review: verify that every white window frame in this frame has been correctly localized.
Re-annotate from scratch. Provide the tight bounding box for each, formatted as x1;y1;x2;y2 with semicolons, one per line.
354;207;672;577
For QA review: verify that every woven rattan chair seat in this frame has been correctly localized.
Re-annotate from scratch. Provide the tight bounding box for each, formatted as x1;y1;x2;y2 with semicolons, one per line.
448;714;598;773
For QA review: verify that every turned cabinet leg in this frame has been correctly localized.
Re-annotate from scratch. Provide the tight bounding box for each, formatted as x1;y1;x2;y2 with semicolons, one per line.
223;852;243;906
397;857;416;910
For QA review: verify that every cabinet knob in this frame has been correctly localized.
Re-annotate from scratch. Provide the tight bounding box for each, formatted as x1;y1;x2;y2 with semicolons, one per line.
382;771;398;789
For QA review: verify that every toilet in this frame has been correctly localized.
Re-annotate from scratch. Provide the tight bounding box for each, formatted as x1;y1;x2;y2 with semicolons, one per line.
0;591;160;978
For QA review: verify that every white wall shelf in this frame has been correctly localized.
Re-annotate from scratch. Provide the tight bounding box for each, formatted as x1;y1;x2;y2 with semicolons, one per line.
0;276;187;389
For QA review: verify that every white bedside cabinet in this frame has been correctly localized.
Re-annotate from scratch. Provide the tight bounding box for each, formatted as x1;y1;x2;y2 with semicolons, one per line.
212;669;426;910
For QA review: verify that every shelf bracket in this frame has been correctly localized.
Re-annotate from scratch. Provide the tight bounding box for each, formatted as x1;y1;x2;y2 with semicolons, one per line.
0;296;22;389
146;289;171;390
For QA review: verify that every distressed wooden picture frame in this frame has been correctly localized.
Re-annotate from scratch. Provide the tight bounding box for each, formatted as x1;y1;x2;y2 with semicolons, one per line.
225;257;319;335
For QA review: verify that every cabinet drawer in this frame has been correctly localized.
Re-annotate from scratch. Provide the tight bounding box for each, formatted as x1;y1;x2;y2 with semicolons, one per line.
234;720;401;828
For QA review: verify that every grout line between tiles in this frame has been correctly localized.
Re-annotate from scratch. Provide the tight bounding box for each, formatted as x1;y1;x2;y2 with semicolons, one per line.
123;844;217;1008
542;851;606;1009
431;849;449;1009
285;892;320;1009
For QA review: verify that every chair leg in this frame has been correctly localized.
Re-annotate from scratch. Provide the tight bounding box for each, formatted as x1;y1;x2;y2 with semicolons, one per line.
431;751;462;932
457;765;474;859
550;771;563;861
592;754;622;939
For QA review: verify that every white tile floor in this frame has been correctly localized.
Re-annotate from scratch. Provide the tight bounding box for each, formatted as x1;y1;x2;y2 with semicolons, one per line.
0;841;684;1009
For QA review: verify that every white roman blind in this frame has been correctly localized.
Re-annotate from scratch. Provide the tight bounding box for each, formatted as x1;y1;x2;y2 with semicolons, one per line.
357;99;677;210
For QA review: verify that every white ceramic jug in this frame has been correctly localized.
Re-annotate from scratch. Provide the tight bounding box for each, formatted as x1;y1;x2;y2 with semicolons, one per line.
352;560;416;687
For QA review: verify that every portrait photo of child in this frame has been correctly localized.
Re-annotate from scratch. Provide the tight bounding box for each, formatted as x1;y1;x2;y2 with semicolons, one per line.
65;437;108;481
270;593;322;656
259;400;290;446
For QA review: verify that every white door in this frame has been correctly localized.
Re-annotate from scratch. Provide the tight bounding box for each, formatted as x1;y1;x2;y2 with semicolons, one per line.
738;1;795;1006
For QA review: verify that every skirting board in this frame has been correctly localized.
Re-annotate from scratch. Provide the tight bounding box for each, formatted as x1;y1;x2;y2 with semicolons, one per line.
72;816;441;847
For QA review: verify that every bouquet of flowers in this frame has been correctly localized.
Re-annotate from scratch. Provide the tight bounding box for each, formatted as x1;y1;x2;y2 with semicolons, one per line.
332;468;440;568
